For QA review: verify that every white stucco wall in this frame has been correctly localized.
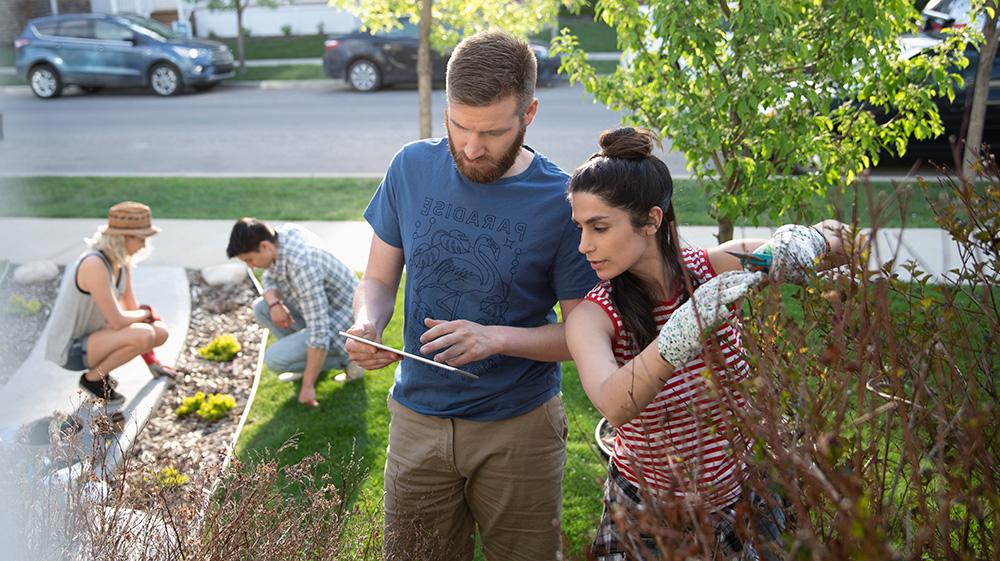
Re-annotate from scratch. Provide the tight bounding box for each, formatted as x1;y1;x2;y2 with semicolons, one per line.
192;4;358;37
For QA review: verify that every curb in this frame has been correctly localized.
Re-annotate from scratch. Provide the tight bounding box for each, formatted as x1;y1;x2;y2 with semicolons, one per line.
0;79;341;94
223;78;338;90
220;268;267;474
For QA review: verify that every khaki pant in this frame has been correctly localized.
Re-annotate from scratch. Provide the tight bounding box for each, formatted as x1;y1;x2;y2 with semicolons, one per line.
383;394;568;561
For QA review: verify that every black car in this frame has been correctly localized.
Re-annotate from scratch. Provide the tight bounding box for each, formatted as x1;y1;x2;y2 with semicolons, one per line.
322;20;560;92
898;34;1000;161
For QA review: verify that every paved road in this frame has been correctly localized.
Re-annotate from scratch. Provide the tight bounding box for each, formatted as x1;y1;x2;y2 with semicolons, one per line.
0;82;694;176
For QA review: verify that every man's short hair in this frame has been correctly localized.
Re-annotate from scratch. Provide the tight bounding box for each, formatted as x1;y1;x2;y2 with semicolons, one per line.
227;217;276;258
446;30;537;116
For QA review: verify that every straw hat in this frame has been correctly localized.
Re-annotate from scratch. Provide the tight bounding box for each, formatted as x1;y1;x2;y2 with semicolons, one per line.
101;201;161;237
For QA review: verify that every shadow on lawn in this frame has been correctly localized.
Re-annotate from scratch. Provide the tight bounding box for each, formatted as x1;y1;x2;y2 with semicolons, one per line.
237;367;384;510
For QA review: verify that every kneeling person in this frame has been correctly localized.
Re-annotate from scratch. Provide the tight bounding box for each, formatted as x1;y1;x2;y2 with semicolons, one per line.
46;201;176;405
227;218;360;407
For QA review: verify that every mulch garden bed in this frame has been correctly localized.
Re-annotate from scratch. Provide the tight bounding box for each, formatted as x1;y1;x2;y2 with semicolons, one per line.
122;270;264;502
0;264;63;388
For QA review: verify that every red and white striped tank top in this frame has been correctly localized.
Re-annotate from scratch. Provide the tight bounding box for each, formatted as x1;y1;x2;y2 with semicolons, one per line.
584;247;751;509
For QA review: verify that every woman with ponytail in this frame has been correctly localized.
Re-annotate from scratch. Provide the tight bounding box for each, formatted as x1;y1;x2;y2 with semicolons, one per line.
566;127;848;560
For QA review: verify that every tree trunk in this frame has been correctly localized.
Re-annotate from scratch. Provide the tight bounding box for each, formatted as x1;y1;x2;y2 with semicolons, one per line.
236;2;246;70
417;0;433;139
962;10;999;177
716;217;734;244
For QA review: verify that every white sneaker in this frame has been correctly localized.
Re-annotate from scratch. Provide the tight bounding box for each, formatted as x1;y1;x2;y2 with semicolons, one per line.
277;371;303;383
334;361;365;383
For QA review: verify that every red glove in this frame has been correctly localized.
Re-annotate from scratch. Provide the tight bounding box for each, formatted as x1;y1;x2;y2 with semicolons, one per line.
139;304;161;323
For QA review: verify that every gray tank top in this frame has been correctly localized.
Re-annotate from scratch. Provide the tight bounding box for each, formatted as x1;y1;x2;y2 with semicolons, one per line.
45;251;127;366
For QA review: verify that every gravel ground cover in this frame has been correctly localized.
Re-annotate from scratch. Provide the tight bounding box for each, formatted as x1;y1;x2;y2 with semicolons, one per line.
123;271;264;500
0;263;62;387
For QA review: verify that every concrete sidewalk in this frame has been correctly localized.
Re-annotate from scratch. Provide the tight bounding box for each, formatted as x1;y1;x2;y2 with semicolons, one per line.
0;217;971;281
0;218;374;272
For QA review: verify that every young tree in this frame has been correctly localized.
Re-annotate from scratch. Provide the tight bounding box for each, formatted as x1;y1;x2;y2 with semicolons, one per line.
327;0;564;138
554;0;971;241
204;0;278;69
963;0;999;176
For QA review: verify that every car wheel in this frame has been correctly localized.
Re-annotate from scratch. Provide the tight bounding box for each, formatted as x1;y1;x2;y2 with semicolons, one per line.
149;63;182;96
347;59;382;92
80;86;103;94
29;64;62;99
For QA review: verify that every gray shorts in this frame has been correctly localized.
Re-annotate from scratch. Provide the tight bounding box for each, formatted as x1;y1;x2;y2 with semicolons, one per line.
62;334;90;371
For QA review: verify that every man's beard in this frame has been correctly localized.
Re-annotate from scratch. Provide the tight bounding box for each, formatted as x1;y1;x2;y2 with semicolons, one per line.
447;121;526;184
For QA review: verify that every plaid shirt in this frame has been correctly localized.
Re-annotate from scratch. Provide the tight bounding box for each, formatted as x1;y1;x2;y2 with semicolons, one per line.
262;224;357;349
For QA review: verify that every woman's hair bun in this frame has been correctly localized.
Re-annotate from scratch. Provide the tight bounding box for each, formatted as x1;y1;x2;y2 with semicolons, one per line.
598;127;657;160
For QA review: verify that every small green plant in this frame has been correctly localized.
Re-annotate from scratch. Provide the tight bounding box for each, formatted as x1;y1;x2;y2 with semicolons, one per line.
240;26;252;38
176;391;206;416
198;333;241;362
281;24;292;37
6;294;41;316
316;21;324;36
196;393;237;421
176;391;237;421
153;466;190;488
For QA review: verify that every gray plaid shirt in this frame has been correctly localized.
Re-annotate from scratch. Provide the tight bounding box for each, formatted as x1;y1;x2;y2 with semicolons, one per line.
262;224;357;349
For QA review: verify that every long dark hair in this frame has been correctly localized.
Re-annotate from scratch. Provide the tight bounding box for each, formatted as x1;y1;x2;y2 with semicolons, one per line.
568;127;693;350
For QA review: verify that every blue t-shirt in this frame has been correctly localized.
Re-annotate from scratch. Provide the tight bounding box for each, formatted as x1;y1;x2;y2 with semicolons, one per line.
365;138;598;421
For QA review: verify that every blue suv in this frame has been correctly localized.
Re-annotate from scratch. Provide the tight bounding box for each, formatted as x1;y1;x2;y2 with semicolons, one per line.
14;13;235;98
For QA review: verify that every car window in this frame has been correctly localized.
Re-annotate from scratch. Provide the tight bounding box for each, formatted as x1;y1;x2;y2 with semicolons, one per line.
57;19;94;39
33;21;59;36
94;21;134;42
119;14;178;40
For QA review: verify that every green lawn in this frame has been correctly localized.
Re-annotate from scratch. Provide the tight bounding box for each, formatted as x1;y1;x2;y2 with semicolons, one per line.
0;74;22;86
0;47;13;66
588;60;620;75
234;279;607;558
532;17;619;52
219;34;326;60
0;176;947;228
0;176;379;221
233;64;326;81
217;17;618;62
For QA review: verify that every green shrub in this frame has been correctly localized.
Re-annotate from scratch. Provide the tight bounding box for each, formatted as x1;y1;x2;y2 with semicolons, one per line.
6;294;41;316
175;391;206;417
197;333;241;362
176;391;237;421
281;24;292;37
153;466;190;488
196;393;236;421
601;165;1000;560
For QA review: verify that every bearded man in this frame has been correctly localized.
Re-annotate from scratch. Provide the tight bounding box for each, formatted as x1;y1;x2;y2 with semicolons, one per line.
345;30;597;561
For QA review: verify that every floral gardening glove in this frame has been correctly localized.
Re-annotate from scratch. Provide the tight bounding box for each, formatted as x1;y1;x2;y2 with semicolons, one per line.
752;224;828;285
657;270;764;367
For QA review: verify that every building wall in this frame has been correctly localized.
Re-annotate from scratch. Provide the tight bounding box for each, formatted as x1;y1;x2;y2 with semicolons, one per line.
1;0;57;44
192;4;357;37
0;0;350;44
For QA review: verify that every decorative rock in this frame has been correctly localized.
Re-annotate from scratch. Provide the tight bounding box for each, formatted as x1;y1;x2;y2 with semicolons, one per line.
13;261;58;284
200;263;247;286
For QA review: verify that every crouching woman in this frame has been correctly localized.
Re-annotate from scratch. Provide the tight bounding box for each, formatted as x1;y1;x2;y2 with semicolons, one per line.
46;201;175;404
